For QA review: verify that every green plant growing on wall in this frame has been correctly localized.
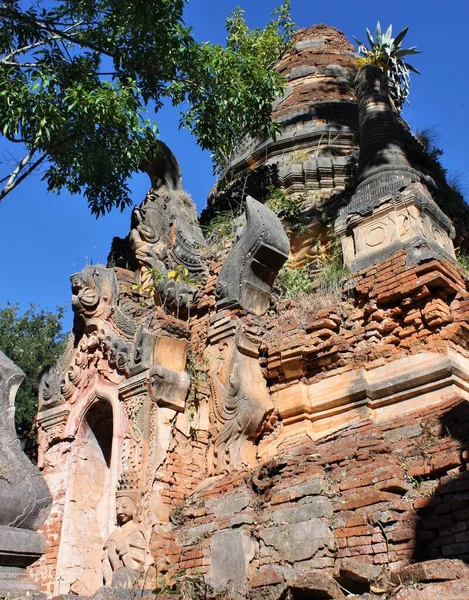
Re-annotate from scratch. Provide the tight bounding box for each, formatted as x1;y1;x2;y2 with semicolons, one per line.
414;127;445;165
265;185;308;232
275;261;315;299
131;265;200;319
201;211;240;258
316;227;349;295
354;23;420;111
131;267;165;305
185;350;210;441
275;226;349;309
456;248;469;272
203;212;237;242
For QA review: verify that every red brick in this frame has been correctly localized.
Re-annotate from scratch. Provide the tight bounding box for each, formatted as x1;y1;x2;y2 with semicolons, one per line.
348;536;372;547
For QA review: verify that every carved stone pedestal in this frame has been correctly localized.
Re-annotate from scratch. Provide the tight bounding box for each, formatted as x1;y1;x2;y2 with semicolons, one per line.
336;183;456;271
0;528;45;597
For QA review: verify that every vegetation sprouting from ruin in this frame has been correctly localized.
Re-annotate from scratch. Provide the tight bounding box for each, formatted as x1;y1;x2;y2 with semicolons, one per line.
354;22;420;110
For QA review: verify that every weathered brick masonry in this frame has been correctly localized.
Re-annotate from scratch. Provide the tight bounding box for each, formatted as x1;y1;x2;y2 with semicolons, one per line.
28;24;469;600
136;249;469;597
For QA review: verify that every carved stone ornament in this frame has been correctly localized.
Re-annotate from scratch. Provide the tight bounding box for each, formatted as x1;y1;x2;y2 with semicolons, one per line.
149;364;190;412
207;315;274;472
71;265;120;329
103;490;152;588
0;352;52;595
216;196;290;316
130;145;208;311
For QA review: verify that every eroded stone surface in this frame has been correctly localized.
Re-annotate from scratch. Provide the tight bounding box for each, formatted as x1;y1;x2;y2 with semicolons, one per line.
209;529;254;593
259;519;334;563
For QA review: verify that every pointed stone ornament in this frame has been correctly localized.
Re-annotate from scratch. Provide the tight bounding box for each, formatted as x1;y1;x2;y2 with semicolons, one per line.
216;196;290;316
0;351;51;596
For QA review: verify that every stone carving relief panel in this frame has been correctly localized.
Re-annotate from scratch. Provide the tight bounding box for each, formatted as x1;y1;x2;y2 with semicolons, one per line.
206;315;274;473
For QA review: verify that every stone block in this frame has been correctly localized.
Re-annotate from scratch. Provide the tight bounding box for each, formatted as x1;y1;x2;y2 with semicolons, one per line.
206;493;250;517
251;566;285;588
394;579;469;600
180;522;214;547
259;519;334;563
391;559;469;585
271;498;332;524
208;529;254;593
281;571;345;599
336;558;383;590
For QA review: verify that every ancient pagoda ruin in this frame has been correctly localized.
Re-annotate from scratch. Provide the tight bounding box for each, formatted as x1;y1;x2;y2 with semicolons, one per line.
3;24;469;600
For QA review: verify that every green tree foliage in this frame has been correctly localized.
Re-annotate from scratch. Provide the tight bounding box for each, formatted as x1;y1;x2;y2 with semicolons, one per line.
354;23;420;111
0;0;294;215
0;303;66;433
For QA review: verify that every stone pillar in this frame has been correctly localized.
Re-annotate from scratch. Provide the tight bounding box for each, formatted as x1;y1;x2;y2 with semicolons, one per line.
0;352;51;597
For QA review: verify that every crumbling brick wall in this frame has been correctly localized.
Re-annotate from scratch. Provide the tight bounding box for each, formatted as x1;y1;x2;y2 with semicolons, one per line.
158;394;469;596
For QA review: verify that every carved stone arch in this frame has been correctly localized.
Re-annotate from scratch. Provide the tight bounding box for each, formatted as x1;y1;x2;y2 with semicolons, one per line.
55;383;126;596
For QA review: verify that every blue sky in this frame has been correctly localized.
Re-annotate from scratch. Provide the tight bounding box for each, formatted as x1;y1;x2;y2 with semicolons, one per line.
0;0;468;332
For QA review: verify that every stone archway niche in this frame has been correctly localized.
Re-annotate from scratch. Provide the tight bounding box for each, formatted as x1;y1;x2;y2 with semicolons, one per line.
55;392;122;596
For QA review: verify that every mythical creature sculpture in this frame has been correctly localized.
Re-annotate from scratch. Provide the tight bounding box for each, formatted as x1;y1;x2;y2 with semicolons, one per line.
71;265;120;329
130;196;169;290
207;318;274;472
130;145;207;312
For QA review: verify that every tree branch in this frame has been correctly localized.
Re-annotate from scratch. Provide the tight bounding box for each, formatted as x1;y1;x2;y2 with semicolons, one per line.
0;21;85;64
1;40;49;63
0;151;46;201
0;6;112;58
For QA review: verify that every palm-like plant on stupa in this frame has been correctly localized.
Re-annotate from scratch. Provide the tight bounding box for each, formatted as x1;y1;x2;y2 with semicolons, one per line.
354;22;420;111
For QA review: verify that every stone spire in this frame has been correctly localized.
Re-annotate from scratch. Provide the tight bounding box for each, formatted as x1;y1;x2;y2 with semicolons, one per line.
335;64;456;271
353;64;421;204
205;24;359;218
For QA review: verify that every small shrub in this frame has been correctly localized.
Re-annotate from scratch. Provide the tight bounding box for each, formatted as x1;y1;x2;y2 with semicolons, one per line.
200;211;239;258
456;248;469;271
316;228;349;296
275;262;315;299
265;185;307;231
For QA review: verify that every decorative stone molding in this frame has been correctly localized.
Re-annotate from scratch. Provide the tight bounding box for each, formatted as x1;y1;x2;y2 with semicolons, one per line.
36;406;71;448
268;349;469;445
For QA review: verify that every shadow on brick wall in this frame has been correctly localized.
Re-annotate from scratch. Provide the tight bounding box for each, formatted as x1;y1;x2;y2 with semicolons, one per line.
414;400;469;563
